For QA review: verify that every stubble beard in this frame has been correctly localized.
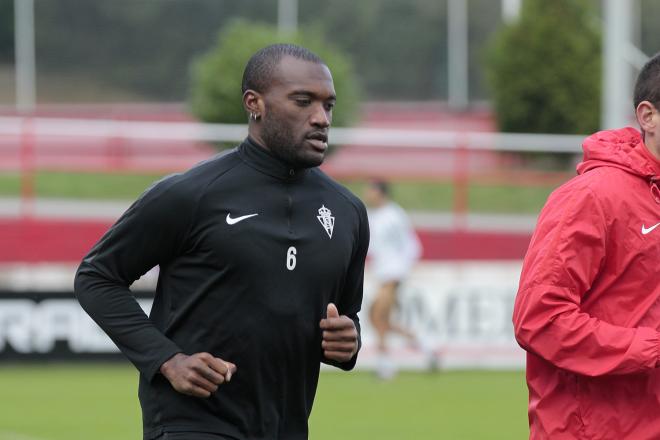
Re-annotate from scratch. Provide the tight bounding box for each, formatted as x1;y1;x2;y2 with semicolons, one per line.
260;113;325;169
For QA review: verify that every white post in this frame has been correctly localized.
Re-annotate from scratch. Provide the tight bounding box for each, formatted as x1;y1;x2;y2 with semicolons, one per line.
448;0;468;110
501;0;522;23
278;0;298;34
602;0;632;129
14;0;36;113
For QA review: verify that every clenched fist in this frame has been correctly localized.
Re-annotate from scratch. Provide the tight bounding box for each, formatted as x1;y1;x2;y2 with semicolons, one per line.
320;303;358;363
160;352;237;398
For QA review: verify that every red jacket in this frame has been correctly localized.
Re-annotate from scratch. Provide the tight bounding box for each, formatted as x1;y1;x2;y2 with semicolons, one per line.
513;127;660;439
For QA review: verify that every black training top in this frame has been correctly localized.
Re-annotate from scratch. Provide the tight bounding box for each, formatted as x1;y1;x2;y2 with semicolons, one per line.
74;138;369;440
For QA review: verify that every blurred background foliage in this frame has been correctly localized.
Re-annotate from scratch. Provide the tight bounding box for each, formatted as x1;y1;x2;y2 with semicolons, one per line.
0;0;659;131
190;20;359;126
486;0;601;134
0;0;499;103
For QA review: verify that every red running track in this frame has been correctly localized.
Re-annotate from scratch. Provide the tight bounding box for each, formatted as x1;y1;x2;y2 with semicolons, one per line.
0;219;531;263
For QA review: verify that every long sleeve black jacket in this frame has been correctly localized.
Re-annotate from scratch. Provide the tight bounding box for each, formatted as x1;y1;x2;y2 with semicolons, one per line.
74;138;369;440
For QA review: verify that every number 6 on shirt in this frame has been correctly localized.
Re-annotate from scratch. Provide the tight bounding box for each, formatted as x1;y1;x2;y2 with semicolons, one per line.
286;246;297;271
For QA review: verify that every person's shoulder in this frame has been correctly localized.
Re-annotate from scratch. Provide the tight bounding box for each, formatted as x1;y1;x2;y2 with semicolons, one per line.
180;148;244;185
141;149;243;205
550;166;631;206
538;169;619;228
309;168;367;218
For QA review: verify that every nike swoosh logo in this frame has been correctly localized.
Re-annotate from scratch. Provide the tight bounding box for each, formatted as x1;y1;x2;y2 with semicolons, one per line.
641;222;660;235
226;213;259;225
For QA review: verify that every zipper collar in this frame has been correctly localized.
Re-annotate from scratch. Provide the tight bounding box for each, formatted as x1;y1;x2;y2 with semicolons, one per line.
238;137;307;181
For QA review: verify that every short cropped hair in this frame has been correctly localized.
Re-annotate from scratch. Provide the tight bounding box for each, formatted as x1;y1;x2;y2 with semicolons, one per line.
241;44;324;94
369;179;390;197
634;52;660;109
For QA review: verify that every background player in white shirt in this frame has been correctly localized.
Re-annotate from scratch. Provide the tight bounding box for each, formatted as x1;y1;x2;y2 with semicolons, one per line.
364;180;422;379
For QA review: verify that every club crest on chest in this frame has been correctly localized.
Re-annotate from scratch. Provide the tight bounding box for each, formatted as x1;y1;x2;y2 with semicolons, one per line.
317;205;335;239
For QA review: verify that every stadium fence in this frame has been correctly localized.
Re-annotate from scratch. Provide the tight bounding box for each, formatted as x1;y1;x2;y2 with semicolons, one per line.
0;115;583;223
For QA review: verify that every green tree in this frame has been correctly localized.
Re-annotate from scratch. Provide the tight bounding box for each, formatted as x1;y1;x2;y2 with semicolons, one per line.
486;0;601;134
303;0;449;100
189;20;359;127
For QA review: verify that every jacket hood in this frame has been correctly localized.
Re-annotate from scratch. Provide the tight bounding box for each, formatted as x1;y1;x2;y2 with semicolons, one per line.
577;127;660;181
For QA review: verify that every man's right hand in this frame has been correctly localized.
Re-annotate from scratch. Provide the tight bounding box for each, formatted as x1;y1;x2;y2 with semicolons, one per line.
159;352;237;398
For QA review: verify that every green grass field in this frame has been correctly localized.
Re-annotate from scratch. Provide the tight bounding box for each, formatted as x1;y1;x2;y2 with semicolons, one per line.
0;364;528;440
0;171;560;214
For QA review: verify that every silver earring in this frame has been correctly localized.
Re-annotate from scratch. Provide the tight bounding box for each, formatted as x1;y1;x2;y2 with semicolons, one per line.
250;112;256;120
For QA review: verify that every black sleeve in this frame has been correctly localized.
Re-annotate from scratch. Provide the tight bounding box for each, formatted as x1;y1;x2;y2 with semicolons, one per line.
323;200;370;371
74;177;196;380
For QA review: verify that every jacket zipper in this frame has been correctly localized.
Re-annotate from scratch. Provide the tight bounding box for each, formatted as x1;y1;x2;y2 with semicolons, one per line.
285;174;294;233
286;192;293;233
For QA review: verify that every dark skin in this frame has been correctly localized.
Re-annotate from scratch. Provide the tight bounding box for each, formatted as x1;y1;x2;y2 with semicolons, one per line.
320;303;359;363
160;56;357;398
243;55;336;168
160;352;236;398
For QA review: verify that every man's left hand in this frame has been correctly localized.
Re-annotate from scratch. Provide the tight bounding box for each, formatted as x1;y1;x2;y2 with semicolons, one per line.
320;303;358;363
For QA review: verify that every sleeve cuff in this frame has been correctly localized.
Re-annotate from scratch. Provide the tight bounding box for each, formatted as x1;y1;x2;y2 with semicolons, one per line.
145;346;184;382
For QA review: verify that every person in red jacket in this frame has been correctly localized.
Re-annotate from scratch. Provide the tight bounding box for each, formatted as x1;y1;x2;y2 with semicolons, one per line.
513;53;660;439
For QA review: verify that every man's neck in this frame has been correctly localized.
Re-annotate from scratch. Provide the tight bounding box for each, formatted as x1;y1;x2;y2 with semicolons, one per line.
644;134;660;160
248;132;269;151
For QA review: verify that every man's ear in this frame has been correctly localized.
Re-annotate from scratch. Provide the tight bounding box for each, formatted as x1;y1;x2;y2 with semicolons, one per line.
635;100;658;133
243;90;264;120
